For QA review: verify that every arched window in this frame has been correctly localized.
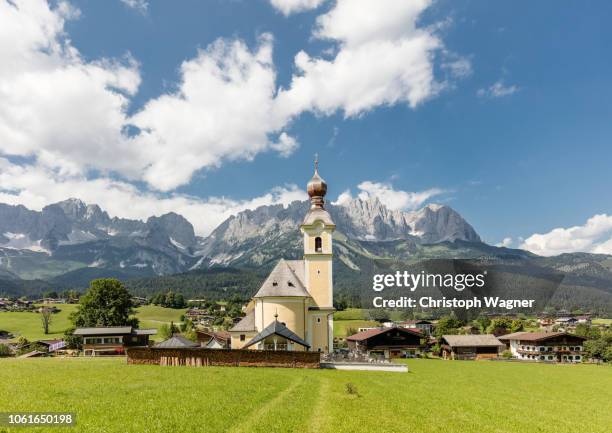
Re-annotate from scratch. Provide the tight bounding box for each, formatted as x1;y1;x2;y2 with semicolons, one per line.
315;236;322;252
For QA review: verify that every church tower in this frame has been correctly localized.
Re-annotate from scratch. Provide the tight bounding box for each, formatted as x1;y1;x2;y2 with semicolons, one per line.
301;157;335;308
229;157;336;354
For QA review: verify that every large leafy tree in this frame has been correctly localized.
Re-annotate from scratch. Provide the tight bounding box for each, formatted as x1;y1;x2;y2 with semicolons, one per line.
434;315;464;338
71;279;138;328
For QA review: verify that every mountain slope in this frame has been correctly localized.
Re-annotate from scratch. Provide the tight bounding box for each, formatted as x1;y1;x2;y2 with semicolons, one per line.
196;197;480;267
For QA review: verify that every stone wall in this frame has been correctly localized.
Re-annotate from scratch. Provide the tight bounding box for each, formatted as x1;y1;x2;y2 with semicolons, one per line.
126;347;321;368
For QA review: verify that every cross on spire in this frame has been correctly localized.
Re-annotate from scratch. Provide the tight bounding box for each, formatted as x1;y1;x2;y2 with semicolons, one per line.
314;153;319;172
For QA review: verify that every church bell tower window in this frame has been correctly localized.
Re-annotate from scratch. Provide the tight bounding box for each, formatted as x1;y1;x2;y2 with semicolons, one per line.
315;236;322;252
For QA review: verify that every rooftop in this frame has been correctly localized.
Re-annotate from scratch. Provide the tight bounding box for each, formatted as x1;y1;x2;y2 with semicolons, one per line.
73;326;156;336
153;334;199;349
73;326;133;336
498;331;586;342
442;334;504;347
253;259;310;298
347;327;423;342
230;309;256;332
244;320;310;349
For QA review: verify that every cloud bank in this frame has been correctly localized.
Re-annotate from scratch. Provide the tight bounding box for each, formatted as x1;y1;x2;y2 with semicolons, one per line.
0;0;465;233
521;214;612;256
333;181;444;211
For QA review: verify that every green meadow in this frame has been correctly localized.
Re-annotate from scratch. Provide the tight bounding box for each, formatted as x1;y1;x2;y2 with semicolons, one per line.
2;304;365;341
0;305;186;342
0;358;610;433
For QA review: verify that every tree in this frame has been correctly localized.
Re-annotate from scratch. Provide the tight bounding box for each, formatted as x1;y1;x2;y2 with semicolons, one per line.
486;317;524;336
434;315;464;338
510;319;524;333
575;324;601;340
368;309;390;323
40;307;53;335
63;328;82;350
71;279;138;328
159;321;179;340
44;290;58;299
174;293;186;308
164;291;176;308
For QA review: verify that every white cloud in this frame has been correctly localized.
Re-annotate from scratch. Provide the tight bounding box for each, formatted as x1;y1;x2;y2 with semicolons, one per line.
520;214;612;256
442;56;473;79
129;34;296;191
477;80;519;98
334;181;444;211
270;132;299;157
0;0;141;178
120;0;148;13
276;0;458;117
496;237;513;248
331;189;353;206
0;3;296;192
0;158;306;236
269;0;326;16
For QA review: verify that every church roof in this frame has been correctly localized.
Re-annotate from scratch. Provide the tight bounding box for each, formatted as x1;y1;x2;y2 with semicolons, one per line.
230;309;256;332
244;320;310;349
253;259;310;298
285;260;305;286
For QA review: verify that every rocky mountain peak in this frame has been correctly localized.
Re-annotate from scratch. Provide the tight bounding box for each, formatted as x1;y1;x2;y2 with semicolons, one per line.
51;198;87;220
146;212;197;248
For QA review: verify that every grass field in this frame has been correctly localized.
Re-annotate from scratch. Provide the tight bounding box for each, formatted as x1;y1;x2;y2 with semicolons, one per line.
0;304;79;341
333;319;379;338
0;305;187;342
0;358;610;433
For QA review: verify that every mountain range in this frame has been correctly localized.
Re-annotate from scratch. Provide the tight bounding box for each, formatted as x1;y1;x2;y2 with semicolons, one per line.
0;198;611;314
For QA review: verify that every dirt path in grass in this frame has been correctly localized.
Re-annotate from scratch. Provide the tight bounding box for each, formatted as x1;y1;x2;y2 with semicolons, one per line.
306;376;331;433
227;376;306;433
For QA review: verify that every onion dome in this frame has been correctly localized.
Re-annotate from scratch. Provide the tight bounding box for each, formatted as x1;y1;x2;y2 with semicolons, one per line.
307;155;327;209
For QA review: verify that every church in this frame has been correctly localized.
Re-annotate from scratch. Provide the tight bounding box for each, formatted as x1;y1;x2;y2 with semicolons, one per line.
229;161;335;353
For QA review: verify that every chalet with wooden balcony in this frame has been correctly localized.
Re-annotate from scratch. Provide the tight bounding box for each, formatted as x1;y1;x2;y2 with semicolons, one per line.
498;331;587;363
74;326;157;356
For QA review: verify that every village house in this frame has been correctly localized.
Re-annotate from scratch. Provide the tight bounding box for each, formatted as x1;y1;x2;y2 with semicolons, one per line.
398;320;435;336
229;160;335;353
440;335;505;360
131;296;149;306
36;339;66;354
74;326;157;356
498;331;587;363
347;327;424;359
537;317;555;327
196;329;231;349
555;317;579;327
575;315;592;325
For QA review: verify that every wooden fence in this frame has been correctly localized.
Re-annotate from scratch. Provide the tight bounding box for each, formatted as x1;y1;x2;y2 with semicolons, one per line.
126;347;321;369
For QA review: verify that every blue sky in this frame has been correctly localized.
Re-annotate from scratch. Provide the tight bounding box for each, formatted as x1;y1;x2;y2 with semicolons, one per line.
1;0;611;256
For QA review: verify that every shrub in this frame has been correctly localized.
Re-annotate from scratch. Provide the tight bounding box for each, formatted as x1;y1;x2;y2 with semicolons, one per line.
345;383;359;396
502;350;513;359
0;344;12;357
